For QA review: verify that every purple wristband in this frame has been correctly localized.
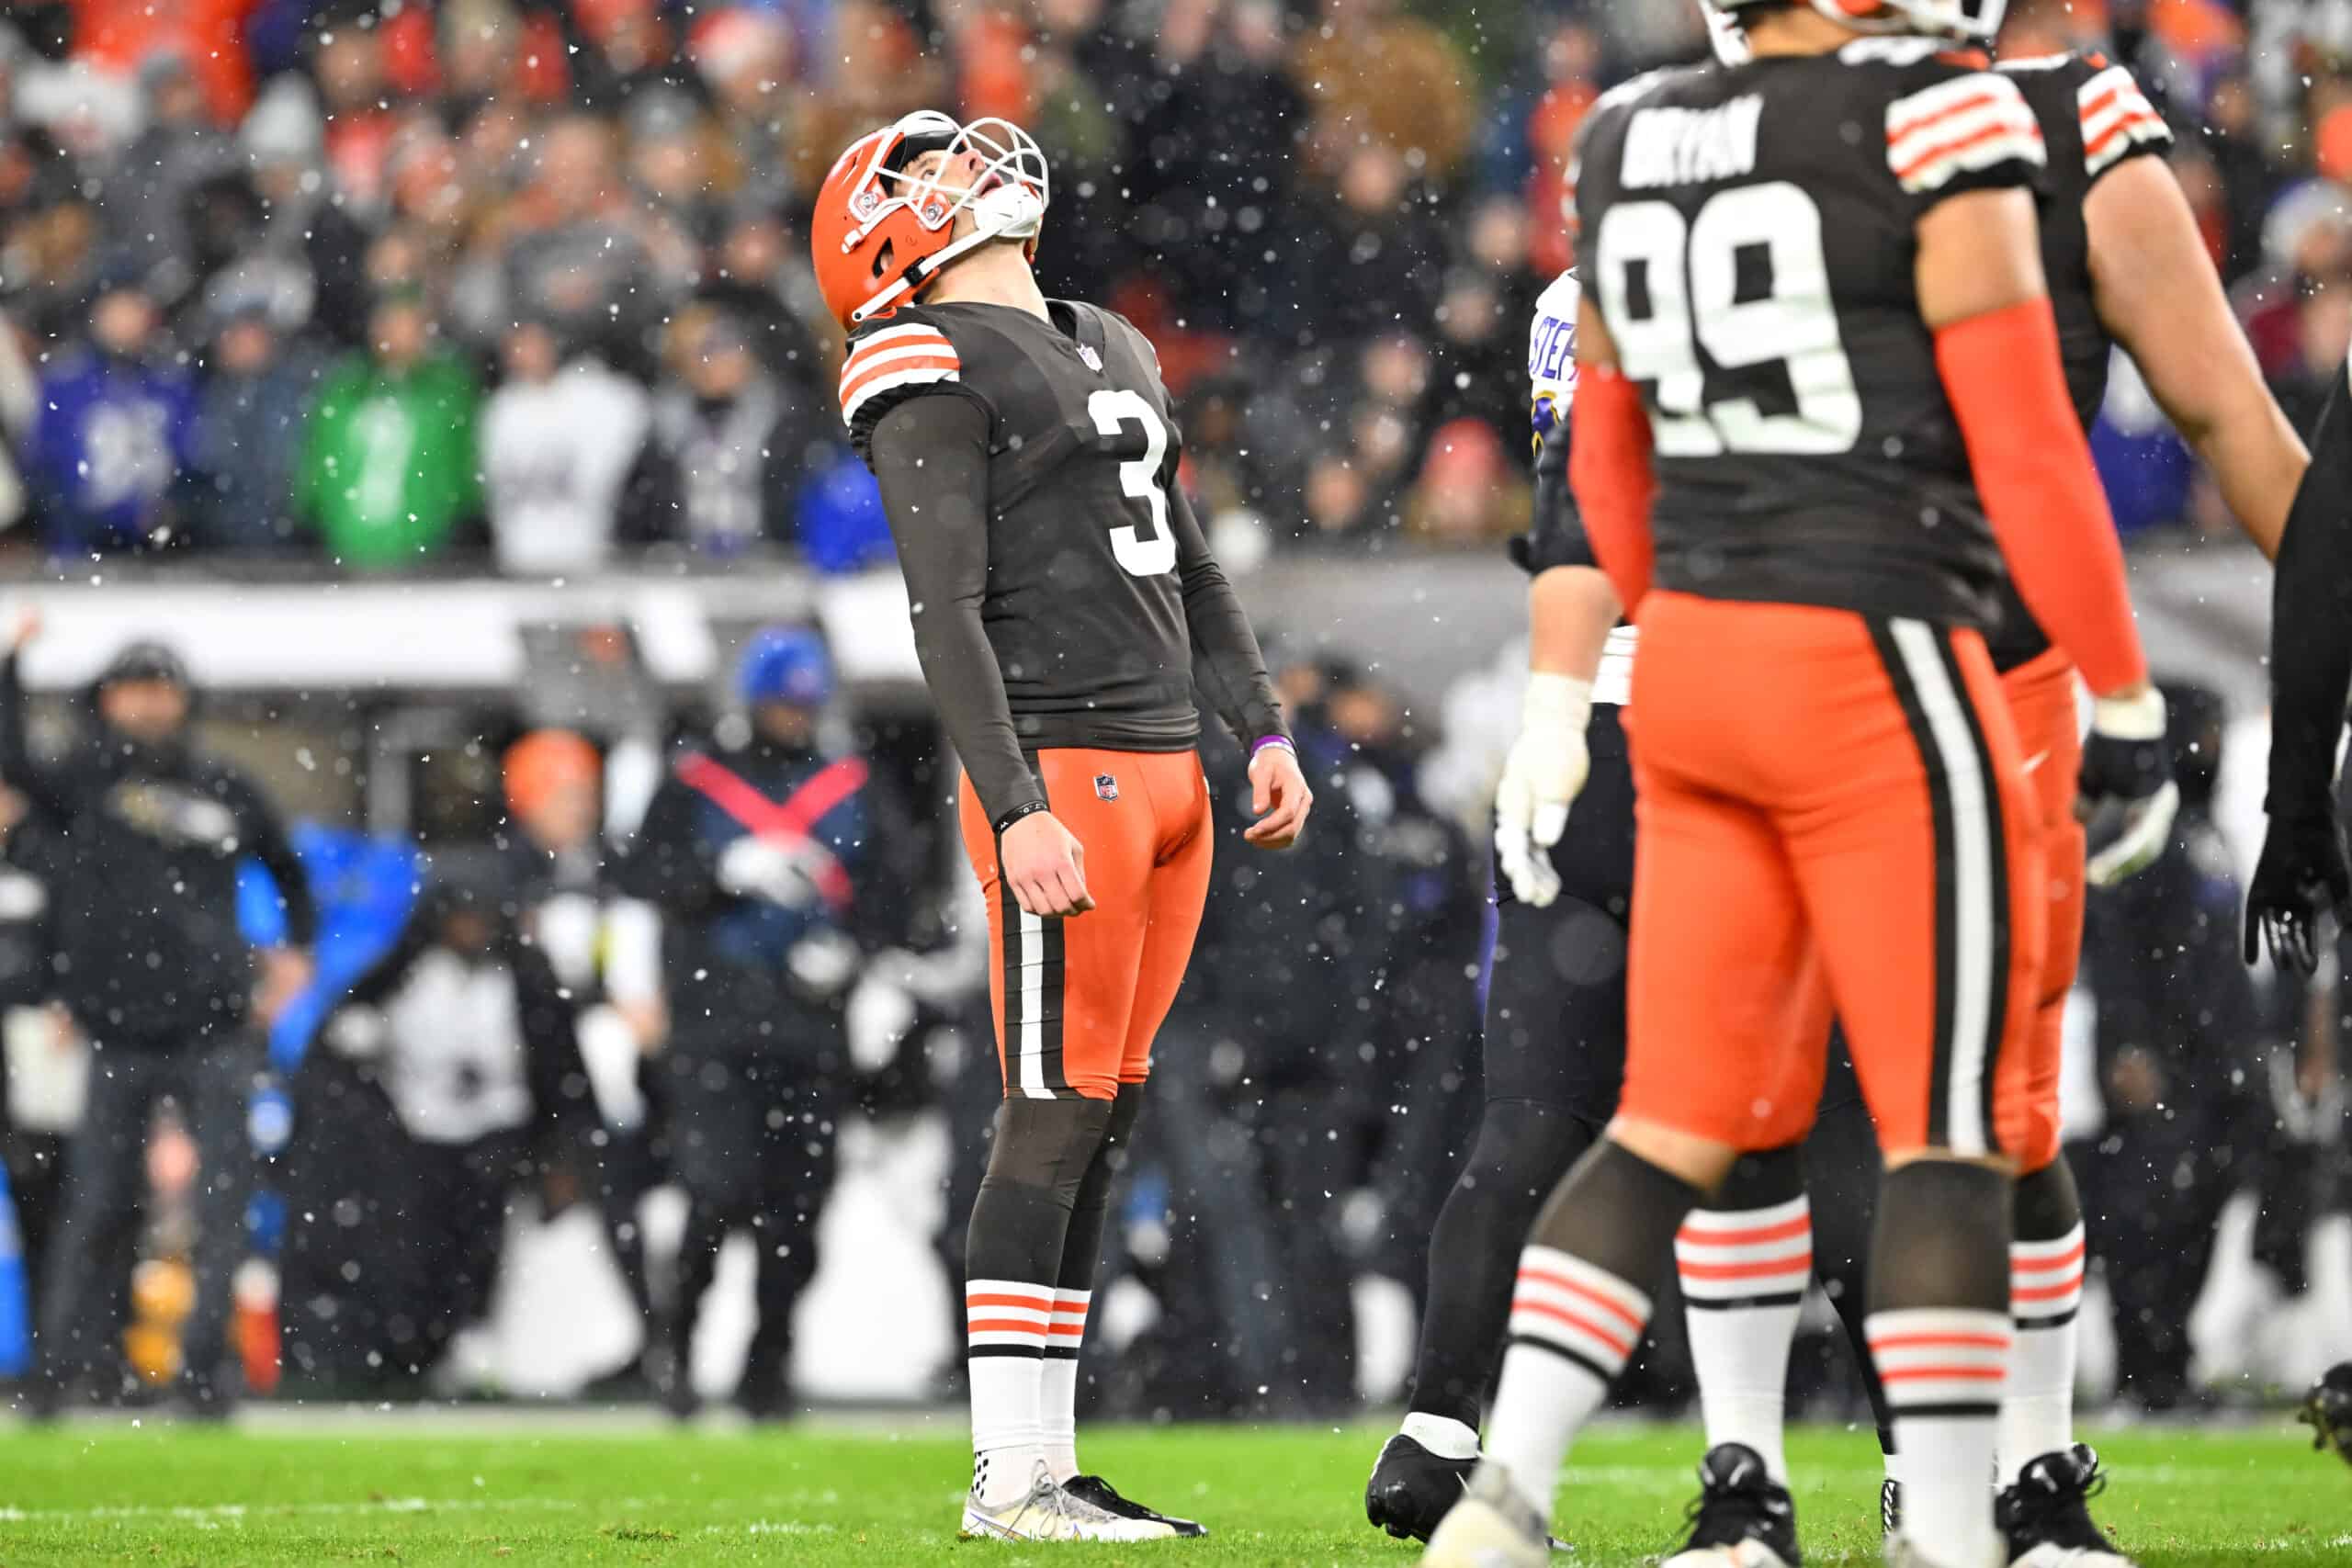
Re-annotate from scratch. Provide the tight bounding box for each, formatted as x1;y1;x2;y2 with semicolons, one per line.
1251;735;1295;759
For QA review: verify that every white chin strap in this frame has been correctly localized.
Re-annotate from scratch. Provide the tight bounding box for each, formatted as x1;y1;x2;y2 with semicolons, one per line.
973;182;1044;242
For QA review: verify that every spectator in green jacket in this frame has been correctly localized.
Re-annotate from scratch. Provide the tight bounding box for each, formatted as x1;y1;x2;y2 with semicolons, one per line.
293;291;483;569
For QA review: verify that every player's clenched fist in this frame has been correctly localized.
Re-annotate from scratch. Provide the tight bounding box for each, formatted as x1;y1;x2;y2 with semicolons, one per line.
1244;740;1312;849
1001;809;1095;917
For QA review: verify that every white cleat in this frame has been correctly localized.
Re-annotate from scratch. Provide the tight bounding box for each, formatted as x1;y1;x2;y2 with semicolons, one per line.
2010;1551;2136;1568
958;1459;1178;1542
1417;1461;1551;1568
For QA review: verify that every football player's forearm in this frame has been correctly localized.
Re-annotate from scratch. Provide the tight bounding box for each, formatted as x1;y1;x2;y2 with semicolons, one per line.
1566;365;1657;613
1935;297;2147;698
1528;566;1618;684
2182;387;2305;562
914;607;1042;825
1173;487;1286;746
2267;371;2352;818
1519;412;1593;576
868;397;1045;826
2086;156;2304;558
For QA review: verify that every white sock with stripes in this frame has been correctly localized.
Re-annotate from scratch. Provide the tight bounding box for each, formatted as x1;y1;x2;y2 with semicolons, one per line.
2003;1224;2086;1484
967;1279;1053;1507
1482;1246;1651;1519
1678;1195;1813;1483
1869;1307;2009;1562
1041;1289;1090;1483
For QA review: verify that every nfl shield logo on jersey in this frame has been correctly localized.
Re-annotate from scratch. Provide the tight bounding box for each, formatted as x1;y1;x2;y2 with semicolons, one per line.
1079;344;1103;373
1094;773;1119;801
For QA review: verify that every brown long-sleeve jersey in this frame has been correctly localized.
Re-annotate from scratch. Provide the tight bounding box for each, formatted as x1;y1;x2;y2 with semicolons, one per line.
847;297;1286;827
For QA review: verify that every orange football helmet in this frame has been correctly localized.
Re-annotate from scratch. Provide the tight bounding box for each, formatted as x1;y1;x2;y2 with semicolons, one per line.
811;111;1049;331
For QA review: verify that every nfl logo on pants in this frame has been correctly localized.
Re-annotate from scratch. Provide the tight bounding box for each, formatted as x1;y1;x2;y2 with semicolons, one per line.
1094;773;1118;801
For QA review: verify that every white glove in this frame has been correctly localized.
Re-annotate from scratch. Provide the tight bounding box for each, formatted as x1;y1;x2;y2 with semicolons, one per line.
2080;687;2179;888
1493;673;1592;908
718;835;823;908
787;929;862;998
323;1005;388;1060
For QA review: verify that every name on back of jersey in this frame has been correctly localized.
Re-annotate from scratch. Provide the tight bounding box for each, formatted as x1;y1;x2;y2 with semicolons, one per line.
1621;96;1761;190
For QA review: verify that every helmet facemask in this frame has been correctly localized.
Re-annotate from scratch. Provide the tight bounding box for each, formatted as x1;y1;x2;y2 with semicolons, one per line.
884;115;1050;245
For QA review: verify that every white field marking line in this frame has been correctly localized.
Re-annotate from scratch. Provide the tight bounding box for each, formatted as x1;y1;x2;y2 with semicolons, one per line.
0;1497;585;1525
1802;1546;2352;1568
0;1493;849;1527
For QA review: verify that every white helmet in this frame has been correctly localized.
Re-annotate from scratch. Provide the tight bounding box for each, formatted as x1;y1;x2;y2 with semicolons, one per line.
1697;0;2006;51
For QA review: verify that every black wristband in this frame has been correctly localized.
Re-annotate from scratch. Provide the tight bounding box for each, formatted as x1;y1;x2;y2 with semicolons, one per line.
992;799;1049;836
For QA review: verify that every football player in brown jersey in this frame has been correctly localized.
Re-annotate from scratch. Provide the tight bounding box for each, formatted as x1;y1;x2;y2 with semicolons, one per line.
1420;0;2167;1561
1644;1;2313;1562
812;113;1310;1543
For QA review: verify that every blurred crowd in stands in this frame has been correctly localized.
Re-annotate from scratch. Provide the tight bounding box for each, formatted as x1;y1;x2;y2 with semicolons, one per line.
0;0;2343;573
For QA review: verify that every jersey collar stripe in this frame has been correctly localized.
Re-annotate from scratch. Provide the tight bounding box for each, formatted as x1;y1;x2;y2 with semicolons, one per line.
841;344;961;392
841;366;961;425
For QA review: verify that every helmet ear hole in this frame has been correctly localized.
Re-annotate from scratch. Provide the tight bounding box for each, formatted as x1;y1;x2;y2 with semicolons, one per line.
870;240;894;279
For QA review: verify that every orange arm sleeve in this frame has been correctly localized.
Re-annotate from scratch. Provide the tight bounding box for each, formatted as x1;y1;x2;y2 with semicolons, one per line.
1934;297;2149;695
1567;363;1657;614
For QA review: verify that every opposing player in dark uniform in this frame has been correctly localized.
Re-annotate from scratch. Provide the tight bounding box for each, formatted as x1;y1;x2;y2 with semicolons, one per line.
1419;0;2171;1561
810;111;1310;1543
2251;381;2352;964
1666;2;2314;1562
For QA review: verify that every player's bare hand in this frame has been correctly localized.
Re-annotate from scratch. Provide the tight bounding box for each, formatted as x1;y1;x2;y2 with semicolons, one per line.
1001;810;1094;916
254;946;315;1027
1244;742;1312;849
6;606;39;653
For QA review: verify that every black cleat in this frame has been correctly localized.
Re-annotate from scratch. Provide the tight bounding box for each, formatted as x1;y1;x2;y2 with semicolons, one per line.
1996;1446;2136;1567
1062;1473;1205;1537
1663;1443;1801;1567
2303;1362;2352;1465
1365;1433;1474;1543
1881;1477;1902;1540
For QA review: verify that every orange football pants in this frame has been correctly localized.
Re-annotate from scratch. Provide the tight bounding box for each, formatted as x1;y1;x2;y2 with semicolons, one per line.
1998;648;2086;1174
956;748;1214;1101
1618;592;2046;1160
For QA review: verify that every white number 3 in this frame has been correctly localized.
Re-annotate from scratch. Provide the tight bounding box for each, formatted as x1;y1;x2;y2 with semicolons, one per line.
1088;388;1177;577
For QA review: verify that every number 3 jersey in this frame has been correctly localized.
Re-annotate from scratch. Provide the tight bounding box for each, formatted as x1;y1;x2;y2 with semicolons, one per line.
843;297;1284;824
1571;43;2048;629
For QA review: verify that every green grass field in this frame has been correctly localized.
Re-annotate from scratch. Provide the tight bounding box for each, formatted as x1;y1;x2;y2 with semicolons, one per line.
0;1416;2337;1565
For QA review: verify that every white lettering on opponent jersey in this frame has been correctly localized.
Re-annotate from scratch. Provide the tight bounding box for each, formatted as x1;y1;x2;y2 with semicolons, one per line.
1528;269;1581;433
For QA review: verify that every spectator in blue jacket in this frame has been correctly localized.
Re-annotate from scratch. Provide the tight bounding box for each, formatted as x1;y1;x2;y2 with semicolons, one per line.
25;276;196;557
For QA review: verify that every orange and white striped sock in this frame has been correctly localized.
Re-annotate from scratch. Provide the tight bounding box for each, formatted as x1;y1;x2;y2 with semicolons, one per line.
2003;1223;2086;1483
1678;1194;1813;1483
967;1278;1053;1507
1040;1288;1090;1483
1483;1245;1653;1516
1869;1307;2010;1560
